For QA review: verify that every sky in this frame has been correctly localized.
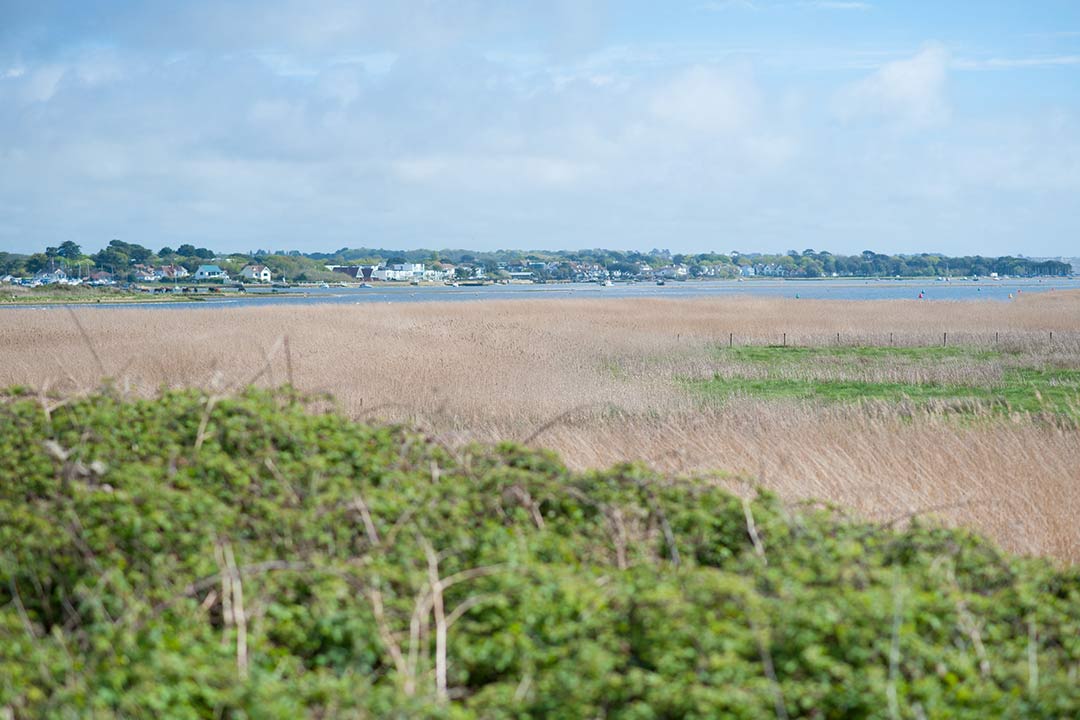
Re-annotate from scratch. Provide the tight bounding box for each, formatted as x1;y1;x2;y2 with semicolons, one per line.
2;1;1079;256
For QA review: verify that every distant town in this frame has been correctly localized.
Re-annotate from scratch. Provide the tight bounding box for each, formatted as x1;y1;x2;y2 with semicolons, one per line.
0;240;1075;289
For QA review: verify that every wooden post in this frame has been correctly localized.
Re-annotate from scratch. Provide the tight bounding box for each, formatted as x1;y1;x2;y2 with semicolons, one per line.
783;333;786;347
836;332;840;345
729;332;733;348
890;332;894;346
943;332;947;347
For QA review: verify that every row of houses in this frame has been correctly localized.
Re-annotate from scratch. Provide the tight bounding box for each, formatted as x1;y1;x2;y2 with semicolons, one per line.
1;268;113;287
129;263;275;283
150;264;273;282
325;260;704;284
132;264;192;281
328;263;451;282
1;263;273;287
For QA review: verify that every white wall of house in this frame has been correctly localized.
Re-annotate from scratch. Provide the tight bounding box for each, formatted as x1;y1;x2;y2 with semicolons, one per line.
372;263;425;281
241;266;272;282
194;266;228;280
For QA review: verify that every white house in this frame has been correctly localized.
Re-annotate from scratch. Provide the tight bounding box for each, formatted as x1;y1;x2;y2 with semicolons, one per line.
158;264;190;280
133;265;159;282
34;269;68;284
422;266;452;282
657;265;689;279
194;264;229;281
372;263;425;281
240;264;272;283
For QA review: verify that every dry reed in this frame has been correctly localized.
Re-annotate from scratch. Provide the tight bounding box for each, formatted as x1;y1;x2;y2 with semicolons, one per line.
2;291;1078;560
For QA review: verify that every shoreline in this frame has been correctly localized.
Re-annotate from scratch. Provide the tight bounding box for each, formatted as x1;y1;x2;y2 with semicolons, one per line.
1;276;1075;310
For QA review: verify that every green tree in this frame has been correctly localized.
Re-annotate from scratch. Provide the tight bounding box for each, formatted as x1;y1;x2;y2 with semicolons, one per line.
91;246;130;273
0;253;27;276
57;241;82;260
25;254;51;273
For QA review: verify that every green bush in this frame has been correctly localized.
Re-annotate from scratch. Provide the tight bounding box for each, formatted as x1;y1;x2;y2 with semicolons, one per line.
1;389;1078;718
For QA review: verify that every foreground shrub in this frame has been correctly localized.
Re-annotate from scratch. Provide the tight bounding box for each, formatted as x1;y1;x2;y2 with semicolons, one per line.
1;389;1078;718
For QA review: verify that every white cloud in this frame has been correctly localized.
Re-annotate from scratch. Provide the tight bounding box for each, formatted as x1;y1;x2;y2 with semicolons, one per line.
803;1;871;9
698;1;758;10
394;153;592;189
836;45;950;128
649;65;760;135
21;64;67;104
953;55;1080;70
2;3;1079;255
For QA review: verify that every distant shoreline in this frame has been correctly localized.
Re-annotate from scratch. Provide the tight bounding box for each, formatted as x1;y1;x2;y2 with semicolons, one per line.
2;276;1076;311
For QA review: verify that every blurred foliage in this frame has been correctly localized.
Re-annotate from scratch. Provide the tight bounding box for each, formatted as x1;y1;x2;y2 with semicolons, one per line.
1;389;1079;718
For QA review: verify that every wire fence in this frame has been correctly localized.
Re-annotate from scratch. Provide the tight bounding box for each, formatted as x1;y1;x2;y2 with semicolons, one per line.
713;330;1080;352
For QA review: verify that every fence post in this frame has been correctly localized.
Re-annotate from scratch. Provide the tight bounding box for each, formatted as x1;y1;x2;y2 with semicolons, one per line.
890;332;894;346
836;332;840;345
729;332;733;349
783;333;787;347
943;332;947;347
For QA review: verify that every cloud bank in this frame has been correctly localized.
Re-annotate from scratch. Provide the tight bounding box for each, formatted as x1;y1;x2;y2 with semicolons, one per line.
1;1;1078;255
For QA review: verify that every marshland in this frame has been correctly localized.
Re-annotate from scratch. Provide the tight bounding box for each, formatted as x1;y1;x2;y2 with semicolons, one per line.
4;290;1078;561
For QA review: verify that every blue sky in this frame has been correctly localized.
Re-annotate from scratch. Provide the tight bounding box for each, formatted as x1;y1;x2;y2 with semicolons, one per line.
2;1;1079;256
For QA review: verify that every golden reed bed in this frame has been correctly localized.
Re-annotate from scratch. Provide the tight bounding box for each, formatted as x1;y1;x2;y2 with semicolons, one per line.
3;291;1079;560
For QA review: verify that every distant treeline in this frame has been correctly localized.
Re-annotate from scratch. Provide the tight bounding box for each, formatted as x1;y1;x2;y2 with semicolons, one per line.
314;247;1074;278
1;240;1073;281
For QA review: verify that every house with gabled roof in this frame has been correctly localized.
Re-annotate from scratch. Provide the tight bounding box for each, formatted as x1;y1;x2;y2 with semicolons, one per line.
159;264;190;280
34;269;68;284
194;264;229;281
240;264;272;283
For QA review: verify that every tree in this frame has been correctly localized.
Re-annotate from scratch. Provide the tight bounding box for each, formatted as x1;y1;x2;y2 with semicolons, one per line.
177;244;197;257
105;240;152;264
57;241;82;260
92;246;130;272
159;247;175;256
0;252;27;276
608;261;638;277
799;259;825;277
25;253;50;273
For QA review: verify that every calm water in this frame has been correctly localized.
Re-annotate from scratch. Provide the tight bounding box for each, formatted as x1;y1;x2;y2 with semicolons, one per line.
4;277;1075;311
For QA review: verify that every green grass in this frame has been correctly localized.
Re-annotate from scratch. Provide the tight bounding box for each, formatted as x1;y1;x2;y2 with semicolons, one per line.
0;285;210;304
3;388;1080;717
690;346;1080;418
718;344;1004;364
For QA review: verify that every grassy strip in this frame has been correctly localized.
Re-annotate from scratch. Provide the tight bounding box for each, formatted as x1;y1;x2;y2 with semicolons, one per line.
2;389;1080;717
691;346;1080;418
1;286;210;304
691;369;1080;416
